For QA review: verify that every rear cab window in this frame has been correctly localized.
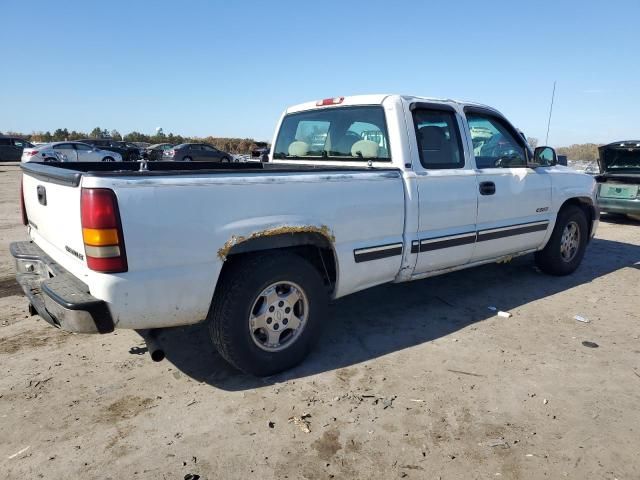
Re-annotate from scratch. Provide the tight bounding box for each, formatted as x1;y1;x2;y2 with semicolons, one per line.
412;107;465;169
273;106;391;161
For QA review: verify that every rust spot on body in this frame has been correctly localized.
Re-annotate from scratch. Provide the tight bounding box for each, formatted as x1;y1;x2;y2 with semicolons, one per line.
217;224;335;260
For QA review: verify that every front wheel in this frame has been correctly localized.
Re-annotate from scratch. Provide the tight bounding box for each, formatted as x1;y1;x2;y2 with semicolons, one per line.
182;156;192;162
102;156;115;162
535;205;588;276
208;252;328;376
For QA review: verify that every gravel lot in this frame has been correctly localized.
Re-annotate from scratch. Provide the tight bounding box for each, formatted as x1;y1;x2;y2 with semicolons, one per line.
1;163;639;479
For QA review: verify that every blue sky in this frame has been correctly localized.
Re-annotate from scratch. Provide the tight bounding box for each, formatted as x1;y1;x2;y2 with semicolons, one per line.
1;0;638;146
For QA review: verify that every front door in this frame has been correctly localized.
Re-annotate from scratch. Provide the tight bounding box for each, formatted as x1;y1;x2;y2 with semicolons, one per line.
202;145;220;161
465;109;551;262
74;143;95;161
410;104;479;274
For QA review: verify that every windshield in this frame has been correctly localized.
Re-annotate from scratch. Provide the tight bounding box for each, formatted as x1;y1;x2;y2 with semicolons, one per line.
273;106;391;161
600;144;640;171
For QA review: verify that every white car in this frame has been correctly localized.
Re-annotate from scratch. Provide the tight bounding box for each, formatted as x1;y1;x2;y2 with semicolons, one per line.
21;142;122;163
13;94;598;376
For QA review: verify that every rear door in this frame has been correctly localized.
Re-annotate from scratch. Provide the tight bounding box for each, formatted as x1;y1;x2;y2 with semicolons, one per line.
190;144;203;161
464;108;551;261
53;143;78;161
409;103;479;274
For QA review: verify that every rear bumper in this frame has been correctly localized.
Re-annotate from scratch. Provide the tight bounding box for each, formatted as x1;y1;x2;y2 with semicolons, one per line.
598;197;640;215
10;241;114;334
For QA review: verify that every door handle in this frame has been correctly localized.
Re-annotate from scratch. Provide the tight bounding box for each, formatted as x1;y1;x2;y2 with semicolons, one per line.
479;181;496;195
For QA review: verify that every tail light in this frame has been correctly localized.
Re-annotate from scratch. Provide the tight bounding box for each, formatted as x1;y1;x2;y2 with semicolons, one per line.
29;150;39;156
20;176;28;226
80;188;128;273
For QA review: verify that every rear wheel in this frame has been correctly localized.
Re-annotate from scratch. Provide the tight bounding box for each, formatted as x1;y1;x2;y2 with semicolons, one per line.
208;252;328;376
102;156;115;162
535;205;588;275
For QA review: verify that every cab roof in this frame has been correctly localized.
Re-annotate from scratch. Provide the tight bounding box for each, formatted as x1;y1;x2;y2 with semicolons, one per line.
285;94;498;115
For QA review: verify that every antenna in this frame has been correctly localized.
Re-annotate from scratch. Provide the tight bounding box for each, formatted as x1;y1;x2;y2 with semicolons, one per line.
545;81;556;145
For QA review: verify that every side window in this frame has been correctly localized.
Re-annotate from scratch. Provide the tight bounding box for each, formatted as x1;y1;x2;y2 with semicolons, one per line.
75;143;92;151
0;138;11;146
202;145;216;152
53;143;72;150
13;139;26;148
413;109;465;169
190;145;202;151
466;113;527;168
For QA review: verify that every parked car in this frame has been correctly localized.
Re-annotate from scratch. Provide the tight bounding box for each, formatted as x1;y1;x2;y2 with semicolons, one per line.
144;143;174;161
80;139;140;161
13;94;598;376
596;140;640;218
251;142;270;162
163;143;232;162
0;136;34;161
21;142;123;162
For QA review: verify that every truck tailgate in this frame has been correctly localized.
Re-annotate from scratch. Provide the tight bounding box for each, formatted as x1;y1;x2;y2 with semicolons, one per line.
22;169;87;279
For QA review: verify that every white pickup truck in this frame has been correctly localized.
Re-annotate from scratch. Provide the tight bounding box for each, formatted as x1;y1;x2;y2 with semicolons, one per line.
12;94;599;375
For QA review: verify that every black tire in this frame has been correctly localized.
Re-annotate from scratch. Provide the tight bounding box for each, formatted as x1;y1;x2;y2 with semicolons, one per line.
221;156;231;163
102;156;115;162
182;156;192;162
535;205;588;276
127;152;138;161
208;252;328;376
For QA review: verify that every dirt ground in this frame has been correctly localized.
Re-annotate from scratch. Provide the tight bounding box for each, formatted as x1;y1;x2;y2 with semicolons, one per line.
1;163;639;480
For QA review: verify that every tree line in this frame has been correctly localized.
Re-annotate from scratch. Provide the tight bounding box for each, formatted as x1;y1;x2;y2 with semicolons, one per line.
0;127;264;154
527;137;600;161
556;143;600;162
1;127;603;160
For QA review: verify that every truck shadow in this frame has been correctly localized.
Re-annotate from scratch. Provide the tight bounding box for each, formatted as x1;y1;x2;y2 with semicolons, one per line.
600;212;640;226
142;236;640;391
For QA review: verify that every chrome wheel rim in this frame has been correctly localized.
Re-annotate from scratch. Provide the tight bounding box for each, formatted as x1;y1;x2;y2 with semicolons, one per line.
249;281;308;352
560;221;580;262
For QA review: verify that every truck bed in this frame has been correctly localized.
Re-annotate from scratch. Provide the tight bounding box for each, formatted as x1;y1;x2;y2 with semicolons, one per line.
21;161;399;186
20;160;406;330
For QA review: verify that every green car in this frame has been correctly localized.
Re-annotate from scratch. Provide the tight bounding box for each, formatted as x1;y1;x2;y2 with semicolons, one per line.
596;141;640;219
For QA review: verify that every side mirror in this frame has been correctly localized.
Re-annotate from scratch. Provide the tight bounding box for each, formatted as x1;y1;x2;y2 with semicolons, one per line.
533;146;557;166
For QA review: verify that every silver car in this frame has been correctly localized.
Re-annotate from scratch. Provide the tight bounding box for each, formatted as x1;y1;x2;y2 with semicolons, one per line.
21;142;123;163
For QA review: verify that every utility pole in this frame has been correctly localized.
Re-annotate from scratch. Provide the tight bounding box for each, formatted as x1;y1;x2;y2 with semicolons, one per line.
545;81;556;145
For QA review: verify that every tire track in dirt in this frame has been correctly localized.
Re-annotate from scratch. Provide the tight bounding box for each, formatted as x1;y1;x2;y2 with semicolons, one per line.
0;276;22;299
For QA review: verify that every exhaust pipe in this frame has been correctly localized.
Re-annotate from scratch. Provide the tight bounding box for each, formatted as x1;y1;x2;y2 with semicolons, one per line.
139;329;165;362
